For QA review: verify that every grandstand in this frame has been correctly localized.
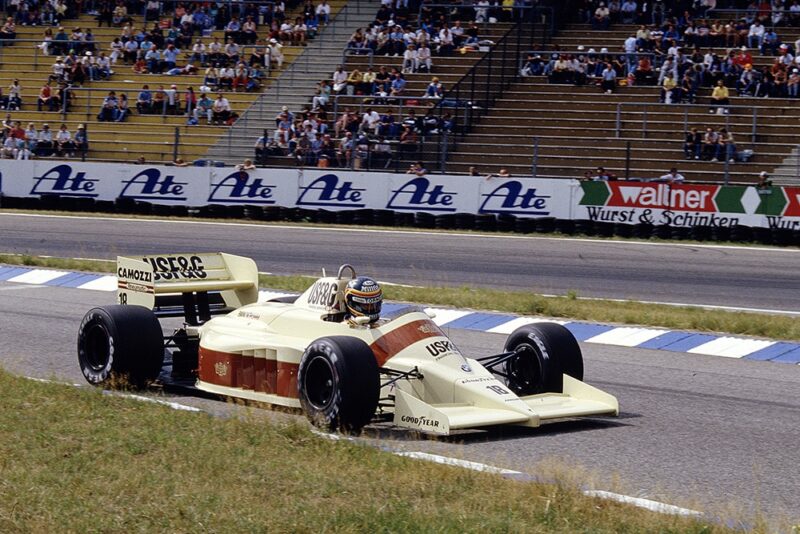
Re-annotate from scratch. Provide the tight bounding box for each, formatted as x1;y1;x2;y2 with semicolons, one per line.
0;0;343;163
3;1;800;185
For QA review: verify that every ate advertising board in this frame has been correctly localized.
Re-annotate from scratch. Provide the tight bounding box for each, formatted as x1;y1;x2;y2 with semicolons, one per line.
1;161;799;230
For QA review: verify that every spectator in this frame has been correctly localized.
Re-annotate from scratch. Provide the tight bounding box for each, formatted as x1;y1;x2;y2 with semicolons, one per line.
332;65;348;93
417;43;432;73
236;158;257;171
402;44;417;74
718;127;737;163
593;2;610;30
98;90;118;121
116;93;130;122
37;123;53;157
761;27;779;56
684;127;702;159
24;122;38;155
184;87;197;116
242;16;258;44
164;84;179;114
212;93;231;125
756;171;773;190
361;107;380;134
7;79;21;111
254;131;268;163
486;167;512;179
424;77;443;98
191;40;207;66
658;167;685;183
153;85;166;113
390;72;406;96
55;123;75;157
312;79;331;109
788;67;800;97
136;85;153;114
74;124;88;156
0;17;16;42
316;0;331;25
345;68;362;95
748;21;765;49
219;64;235;91
268;38;284;69
660;72;679;103
37;82;54;112
521;54;544;77
702;127;721;161
591;166;616;180
709;79;730;113
194;92;214;125
600;63;617;93
407;161;427;176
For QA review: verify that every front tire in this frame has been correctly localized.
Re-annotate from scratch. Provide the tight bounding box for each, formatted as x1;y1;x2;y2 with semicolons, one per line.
501;323;584;396
77;305;165;387
298;336;380;433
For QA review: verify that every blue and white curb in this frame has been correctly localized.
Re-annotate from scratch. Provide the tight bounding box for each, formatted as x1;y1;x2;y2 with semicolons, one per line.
3;266;799;365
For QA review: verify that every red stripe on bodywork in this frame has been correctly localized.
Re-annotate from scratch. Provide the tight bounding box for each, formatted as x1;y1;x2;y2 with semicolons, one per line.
199;348;297;398
370;319;443;366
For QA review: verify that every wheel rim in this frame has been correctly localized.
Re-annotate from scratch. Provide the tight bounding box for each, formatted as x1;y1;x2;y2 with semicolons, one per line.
508;343;544;394
303;355;336;410
84;323;111;372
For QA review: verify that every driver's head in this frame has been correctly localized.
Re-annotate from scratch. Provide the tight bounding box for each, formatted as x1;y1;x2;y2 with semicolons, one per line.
344;276;382;323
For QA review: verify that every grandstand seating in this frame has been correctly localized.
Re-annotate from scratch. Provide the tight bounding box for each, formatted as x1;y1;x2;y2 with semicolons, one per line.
445;21;800;183
0;1;345;163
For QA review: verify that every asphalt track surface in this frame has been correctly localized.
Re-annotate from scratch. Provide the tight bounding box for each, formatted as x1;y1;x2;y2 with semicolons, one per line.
1;282;798;526
2;211;800;312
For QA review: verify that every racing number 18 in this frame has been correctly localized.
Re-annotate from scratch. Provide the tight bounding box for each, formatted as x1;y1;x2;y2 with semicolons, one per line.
118;293;128;305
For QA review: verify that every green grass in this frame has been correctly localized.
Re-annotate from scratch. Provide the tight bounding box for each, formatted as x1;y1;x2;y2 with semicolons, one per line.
2;253;799;341
0;370;733;533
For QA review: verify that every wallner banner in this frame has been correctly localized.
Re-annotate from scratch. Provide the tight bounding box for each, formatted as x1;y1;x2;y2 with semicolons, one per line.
1;161;798;230
574;180;800;229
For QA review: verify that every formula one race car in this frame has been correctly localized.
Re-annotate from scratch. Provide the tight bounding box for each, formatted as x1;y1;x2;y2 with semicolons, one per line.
77;253;618;434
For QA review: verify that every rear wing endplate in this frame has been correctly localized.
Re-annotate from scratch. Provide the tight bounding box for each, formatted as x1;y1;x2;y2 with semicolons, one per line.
116;253;259;323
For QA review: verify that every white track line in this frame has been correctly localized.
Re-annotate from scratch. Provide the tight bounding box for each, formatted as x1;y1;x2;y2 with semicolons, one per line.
583;490;703;517
395;451;522;475
22;376;201;412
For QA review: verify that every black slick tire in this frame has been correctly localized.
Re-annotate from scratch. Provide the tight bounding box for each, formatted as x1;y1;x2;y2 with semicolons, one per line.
501;323;584;395
298;336;380;433
77;305;165;387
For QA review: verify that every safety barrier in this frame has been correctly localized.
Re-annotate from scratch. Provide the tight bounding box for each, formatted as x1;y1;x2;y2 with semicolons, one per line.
0;161;797;245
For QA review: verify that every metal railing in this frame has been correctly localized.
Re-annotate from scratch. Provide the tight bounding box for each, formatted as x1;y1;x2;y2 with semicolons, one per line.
519;49;673;77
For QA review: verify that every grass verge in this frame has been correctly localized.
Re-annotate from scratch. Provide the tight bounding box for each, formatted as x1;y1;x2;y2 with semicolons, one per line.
0;370;729;533
2;253;799;342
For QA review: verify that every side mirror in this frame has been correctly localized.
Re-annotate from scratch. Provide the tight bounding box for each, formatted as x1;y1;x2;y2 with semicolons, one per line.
353;316;372;325
425;309;436;319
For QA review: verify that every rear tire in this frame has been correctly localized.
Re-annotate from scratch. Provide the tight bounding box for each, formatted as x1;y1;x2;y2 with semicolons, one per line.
77;305;165;387
501;323;584;395
298;336;380;433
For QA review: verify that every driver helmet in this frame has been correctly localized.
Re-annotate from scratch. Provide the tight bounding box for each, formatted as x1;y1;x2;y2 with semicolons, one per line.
344;276;382;323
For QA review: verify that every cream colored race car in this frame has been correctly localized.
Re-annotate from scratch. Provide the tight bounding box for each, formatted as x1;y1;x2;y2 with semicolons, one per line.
77;253;618;434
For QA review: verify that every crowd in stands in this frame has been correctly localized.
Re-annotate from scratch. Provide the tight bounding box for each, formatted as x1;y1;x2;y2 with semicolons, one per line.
254;101;455;167
522;0;800;103
253;0;501;165
684;124;738;162
0;115;87;159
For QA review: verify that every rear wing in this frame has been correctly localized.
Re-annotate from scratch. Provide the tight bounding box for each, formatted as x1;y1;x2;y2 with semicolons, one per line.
117;253;259;324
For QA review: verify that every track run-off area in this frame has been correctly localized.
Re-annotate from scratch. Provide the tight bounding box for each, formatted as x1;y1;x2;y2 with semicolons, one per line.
1;211;799;526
